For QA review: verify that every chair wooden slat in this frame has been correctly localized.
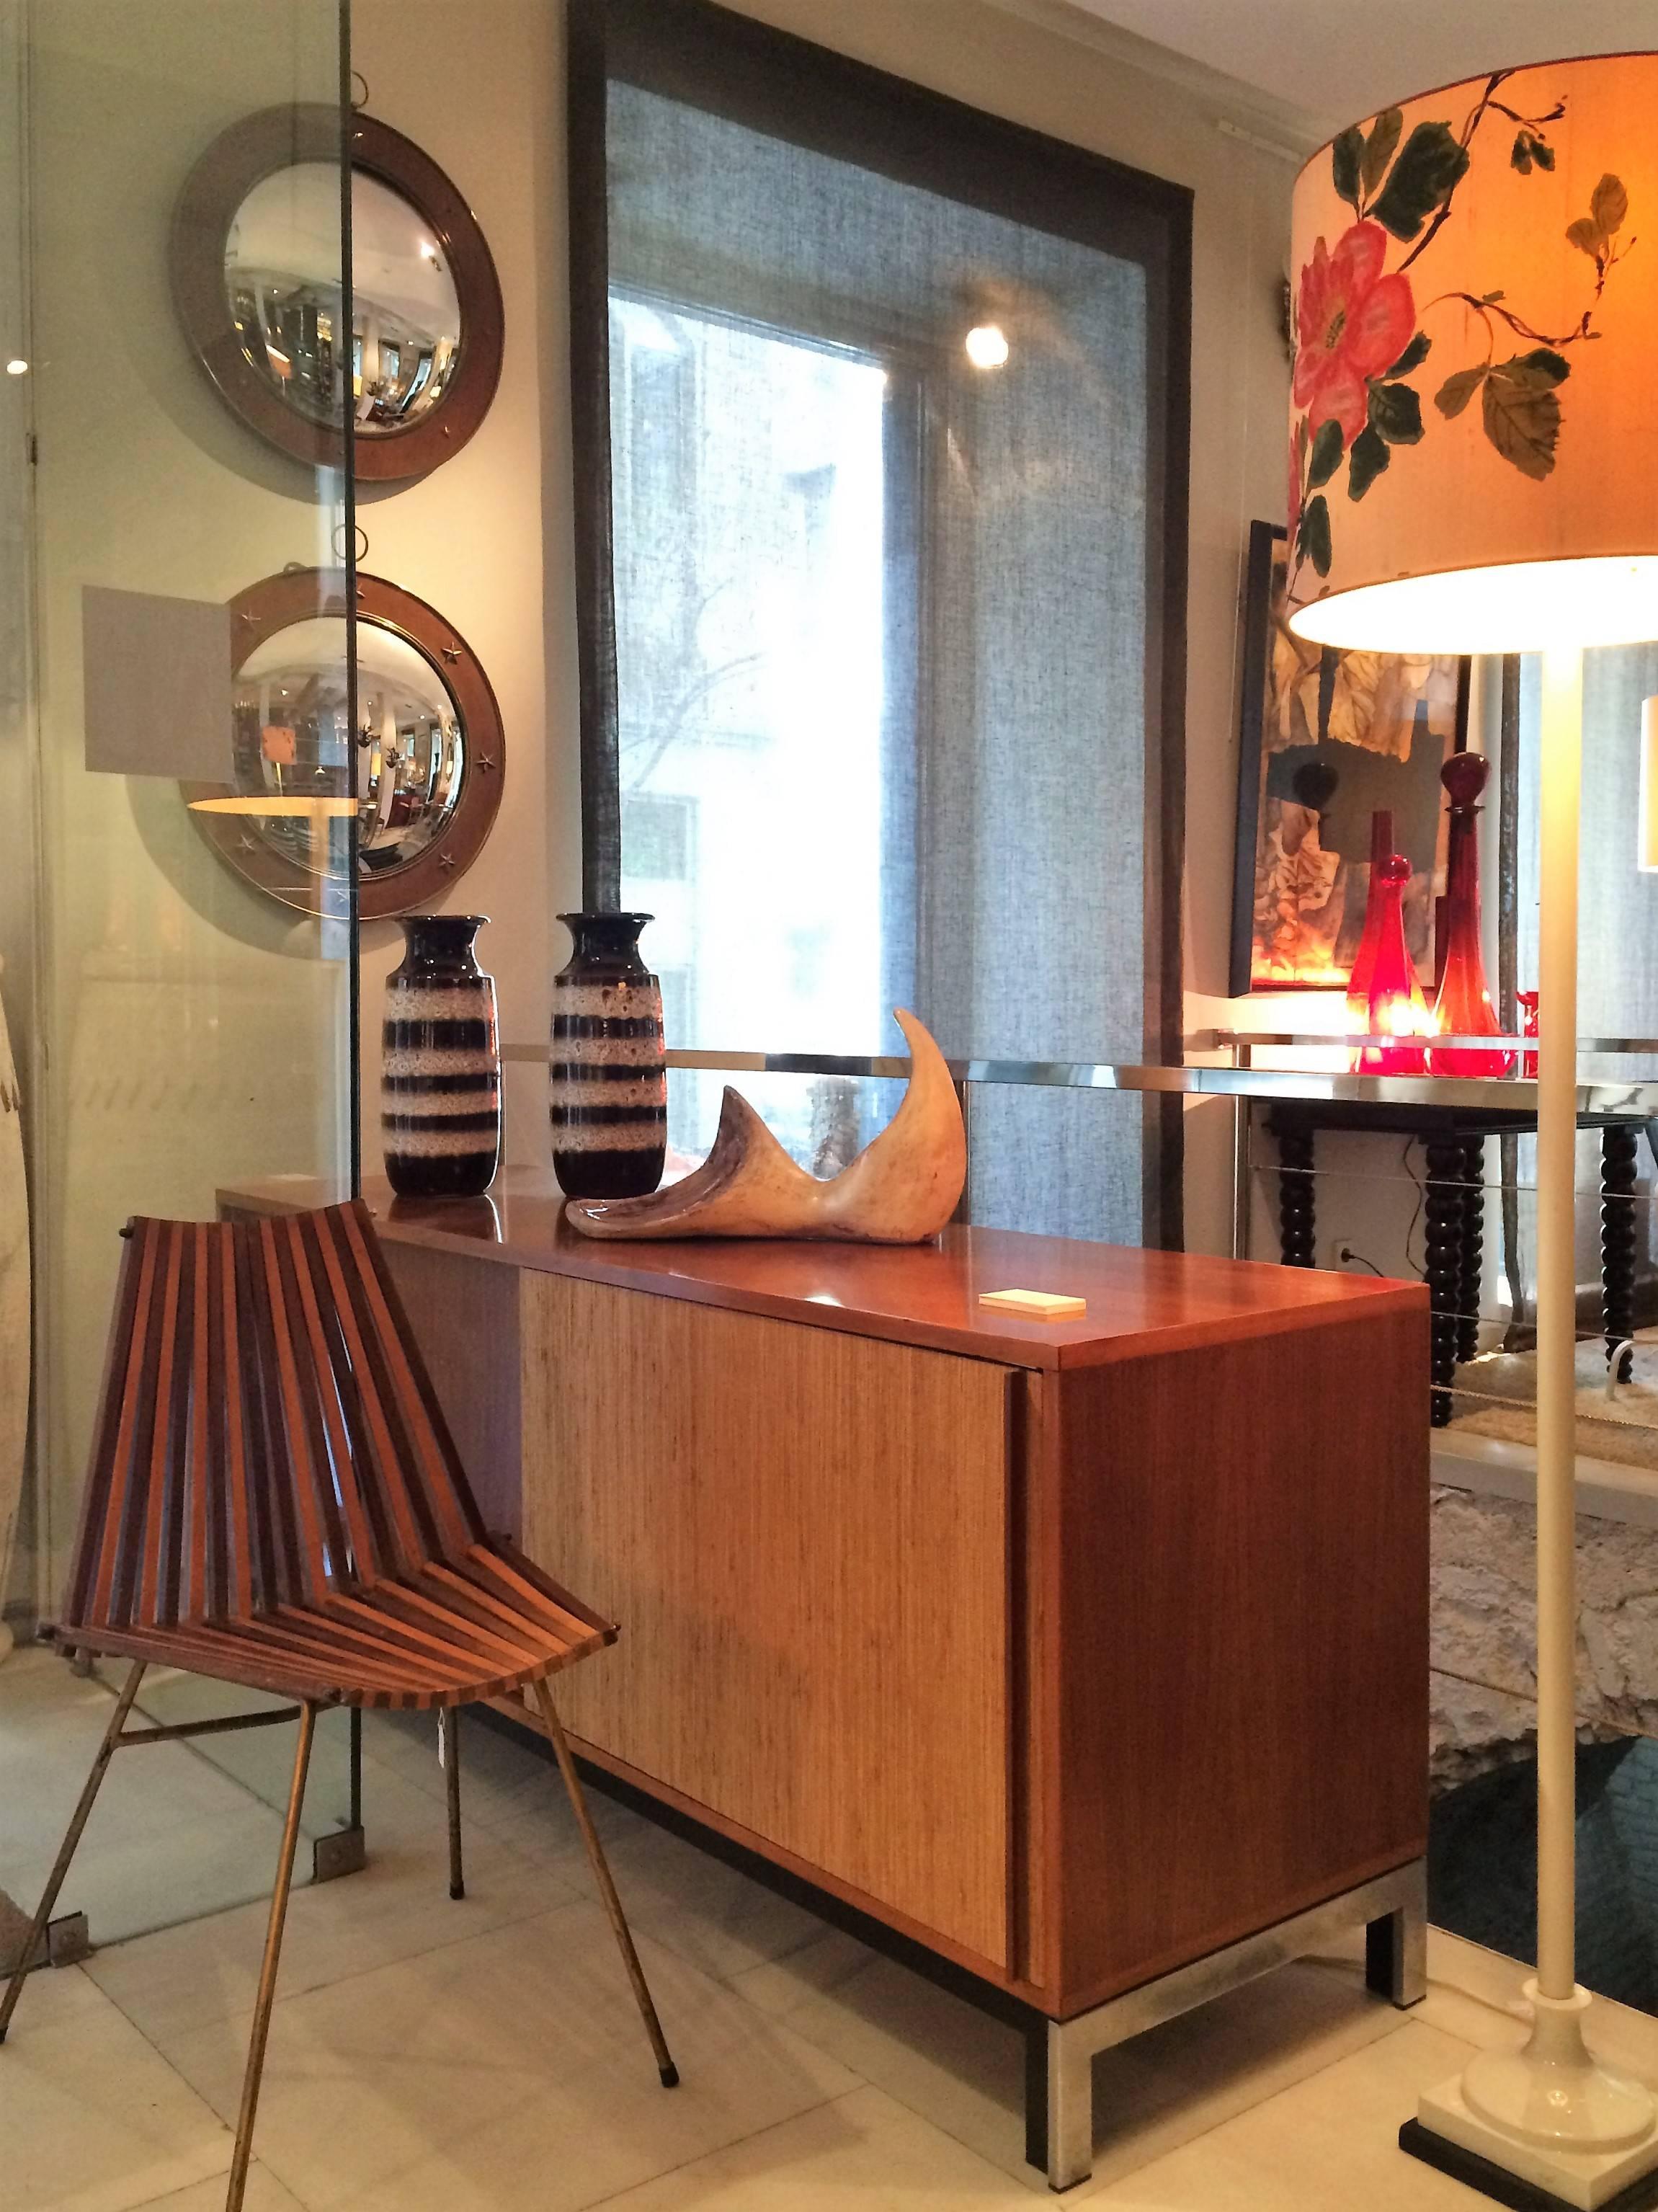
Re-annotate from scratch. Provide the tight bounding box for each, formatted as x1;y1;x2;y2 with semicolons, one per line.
65;1220;151;1632
233;1225;286;1614
56;1200;615;1711
285;1217;378;1586
184;1226;211;1625
305;1206;429;1576
257;1220;331;1608
333;1200;484;1555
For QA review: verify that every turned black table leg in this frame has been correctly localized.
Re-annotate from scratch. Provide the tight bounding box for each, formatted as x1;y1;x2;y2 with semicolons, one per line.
1603;1124;1640;1382
1423;1138;1468;1427
1456;1134;1484;1367
1273;1119;1316;1268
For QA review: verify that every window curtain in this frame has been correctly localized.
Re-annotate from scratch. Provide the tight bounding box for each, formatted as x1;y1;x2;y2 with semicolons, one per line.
567;0;1192;1246
1492;646;1658;1333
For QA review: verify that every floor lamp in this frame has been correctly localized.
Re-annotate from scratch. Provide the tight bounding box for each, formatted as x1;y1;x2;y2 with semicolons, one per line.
1287;56;1658;2212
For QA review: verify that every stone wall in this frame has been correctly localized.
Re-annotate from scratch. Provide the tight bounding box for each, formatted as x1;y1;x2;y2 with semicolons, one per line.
1431;1481;1658;1790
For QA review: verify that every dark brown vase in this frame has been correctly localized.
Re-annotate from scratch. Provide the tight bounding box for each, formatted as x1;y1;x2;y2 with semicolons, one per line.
550;911;667;1199
380;915;501;1198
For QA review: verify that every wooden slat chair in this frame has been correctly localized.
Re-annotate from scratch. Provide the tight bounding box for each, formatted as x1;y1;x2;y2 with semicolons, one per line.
0;1199;677;2212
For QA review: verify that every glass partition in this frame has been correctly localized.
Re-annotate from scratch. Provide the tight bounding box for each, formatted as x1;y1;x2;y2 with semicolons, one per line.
0;0;357;1944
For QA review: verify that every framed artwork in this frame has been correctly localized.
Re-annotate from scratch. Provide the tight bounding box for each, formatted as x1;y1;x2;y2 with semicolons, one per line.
1229;519;1469;995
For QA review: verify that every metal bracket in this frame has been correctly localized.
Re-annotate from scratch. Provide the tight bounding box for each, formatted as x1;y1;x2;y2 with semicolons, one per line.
1029;1858;1427;2190
0;1893;90;1976
311;1824;367;1884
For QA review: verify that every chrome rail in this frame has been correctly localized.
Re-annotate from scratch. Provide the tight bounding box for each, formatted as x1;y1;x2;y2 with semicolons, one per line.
500;1040;1658;1117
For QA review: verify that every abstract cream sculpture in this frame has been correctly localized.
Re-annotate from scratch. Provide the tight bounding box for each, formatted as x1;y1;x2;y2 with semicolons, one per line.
563;1008;965;1243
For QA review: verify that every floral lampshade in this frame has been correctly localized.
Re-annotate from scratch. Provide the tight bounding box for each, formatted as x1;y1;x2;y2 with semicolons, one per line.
1287;58;1658;653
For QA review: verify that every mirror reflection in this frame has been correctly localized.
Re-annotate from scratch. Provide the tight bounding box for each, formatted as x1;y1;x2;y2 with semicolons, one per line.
232;616;466;883
225;163;463;435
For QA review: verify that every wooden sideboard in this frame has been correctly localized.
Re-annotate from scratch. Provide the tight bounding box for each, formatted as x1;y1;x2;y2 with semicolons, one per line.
223;1169;1430;2187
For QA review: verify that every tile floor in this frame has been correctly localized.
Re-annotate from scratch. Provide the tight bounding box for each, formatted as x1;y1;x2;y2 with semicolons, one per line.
7;1645;1658;2211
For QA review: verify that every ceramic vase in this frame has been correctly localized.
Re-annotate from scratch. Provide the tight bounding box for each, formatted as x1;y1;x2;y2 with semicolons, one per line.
381;915;502;1198
550;911;667;1199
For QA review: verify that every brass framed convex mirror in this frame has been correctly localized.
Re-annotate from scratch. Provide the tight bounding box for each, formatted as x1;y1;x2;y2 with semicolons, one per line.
171;106;503;480
187;568;505;918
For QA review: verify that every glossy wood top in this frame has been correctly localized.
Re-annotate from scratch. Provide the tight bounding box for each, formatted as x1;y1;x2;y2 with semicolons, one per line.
220;1170;1425;1372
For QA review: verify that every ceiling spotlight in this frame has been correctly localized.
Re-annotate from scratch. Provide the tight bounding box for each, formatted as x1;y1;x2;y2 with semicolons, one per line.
963;323;1009;370
5;358;27;376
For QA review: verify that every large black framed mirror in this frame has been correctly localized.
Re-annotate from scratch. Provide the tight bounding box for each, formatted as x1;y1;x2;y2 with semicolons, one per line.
171;107;504;481
186;567;505;918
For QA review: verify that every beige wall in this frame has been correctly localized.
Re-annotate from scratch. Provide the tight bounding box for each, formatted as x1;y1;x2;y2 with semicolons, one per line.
352;0;577;1169
352;0;1296;1249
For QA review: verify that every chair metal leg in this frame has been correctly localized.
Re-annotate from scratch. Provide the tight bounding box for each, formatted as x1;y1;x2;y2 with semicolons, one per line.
529;1676;678;2088
0;1660;147;2044
226;1702;316;2212
441;1708;464;1900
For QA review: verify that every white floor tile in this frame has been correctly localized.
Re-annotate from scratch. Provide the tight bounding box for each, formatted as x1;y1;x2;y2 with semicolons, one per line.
1;1650;298;1947
1087;2019;1480;2209
589;2083;1039;2208
130;2169;306;2211
0;1967;232;2212
363;1709;646;1862
593;1823;833;1984
12;1656;1651;2212
153;1898;861;2211
86;1764;576;2045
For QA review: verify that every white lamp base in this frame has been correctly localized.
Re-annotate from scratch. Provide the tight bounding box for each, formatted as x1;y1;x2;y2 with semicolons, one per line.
1407;1984;1658;2210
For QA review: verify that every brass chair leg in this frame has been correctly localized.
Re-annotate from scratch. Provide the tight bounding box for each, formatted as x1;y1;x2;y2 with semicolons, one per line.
0;1659;147;2043
226;1702;316;2212
529;1676;678;2088
441;1707;463;1900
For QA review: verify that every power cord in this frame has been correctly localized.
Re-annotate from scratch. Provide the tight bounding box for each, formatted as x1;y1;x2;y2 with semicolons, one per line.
1336;1245;1386;1276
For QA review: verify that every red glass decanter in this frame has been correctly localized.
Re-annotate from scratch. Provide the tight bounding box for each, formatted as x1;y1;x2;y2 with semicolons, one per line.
1344;807;1394;1024
1429;752;1514;1077
1359;853;1433;1073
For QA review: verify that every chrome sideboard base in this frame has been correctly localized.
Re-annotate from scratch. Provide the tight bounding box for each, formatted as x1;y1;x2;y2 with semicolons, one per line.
1028;1857;1428;2191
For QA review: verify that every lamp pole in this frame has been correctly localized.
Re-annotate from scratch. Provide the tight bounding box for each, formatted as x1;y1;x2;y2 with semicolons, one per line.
1430;650;1658;2191
1534;644;1583;2009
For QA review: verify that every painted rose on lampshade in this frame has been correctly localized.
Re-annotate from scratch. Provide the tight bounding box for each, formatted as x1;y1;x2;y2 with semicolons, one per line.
1287;61;1649;641
1293;221;1416;447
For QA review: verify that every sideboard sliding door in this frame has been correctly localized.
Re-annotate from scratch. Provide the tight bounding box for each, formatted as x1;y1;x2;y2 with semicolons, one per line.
522;1275;1015;1968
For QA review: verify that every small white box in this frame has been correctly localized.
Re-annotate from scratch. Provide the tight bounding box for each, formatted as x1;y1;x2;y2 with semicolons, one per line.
978;1287;1087;1320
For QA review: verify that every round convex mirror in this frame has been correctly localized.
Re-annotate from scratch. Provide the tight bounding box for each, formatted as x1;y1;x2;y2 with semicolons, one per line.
225;165;465;439
173;107;502;482
186;570;504;918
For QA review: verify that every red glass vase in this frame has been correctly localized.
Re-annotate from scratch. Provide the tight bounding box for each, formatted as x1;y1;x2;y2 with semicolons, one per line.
1429;753;1514;1077
1518;991;1540;1080
1344;808;1394;1024
1359;853;1433;1074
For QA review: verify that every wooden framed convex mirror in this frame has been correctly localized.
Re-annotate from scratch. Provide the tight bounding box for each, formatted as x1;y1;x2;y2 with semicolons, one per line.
171;105;504;481
186;568;505;918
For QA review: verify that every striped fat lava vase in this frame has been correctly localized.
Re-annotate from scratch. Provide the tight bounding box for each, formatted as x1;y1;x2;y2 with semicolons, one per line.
551;910;667;1199
381;914;502;1198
